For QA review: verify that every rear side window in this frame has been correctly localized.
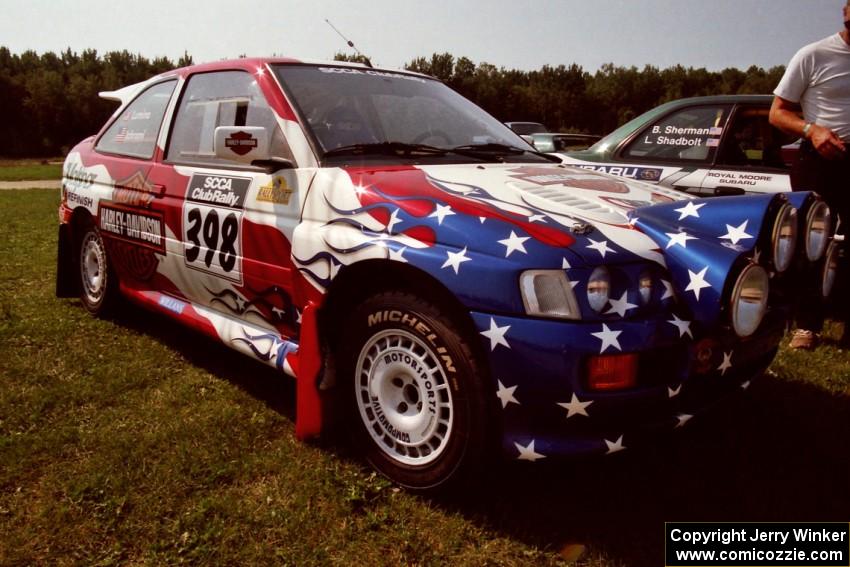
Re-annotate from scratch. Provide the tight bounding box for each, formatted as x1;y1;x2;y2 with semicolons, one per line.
96;80;177;159
716;107;792;170
166;70;292;166
622;104;731;163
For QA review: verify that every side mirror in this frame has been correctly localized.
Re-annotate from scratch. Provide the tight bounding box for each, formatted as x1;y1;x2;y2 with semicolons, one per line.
214;126;270;164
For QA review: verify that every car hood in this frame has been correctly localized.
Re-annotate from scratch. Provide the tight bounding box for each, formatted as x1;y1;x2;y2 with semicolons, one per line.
333;162;686;266
296;162;782;324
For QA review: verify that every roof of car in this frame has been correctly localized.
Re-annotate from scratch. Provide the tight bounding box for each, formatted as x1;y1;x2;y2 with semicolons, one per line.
161;57;432;80
657;94;774;106
99;57;435;105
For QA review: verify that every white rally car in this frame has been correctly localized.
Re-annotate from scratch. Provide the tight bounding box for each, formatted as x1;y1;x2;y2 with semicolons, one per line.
56;60;835;490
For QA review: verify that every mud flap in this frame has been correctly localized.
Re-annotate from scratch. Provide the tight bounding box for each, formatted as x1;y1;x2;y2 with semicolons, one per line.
56;224;78;298
295;301;325;440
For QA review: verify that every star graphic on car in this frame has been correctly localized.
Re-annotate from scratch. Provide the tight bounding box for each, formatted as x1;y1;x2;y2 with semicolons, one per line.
674;201;705;220
498;231;530;257
605;291;637;317
441;246;471;274
685;266;711;300
719;220;753;245
586;238;616;258
604;435;626;454
515;440;546;462
496;380;520;408
591;323;622;353
428;203;455;225
665;230;697;249
667;314;693;338
557;393;593;418
481;318;511;350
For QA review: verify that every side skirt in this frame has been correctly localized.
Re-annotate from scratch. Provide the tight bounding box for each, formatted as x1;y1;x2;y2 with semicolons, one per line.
117;286;327;439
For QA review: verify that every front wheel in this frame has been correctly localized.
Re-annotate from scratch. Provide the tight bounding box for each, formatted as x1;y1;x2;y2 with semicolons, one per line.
78;225;118;315
341;291;492;490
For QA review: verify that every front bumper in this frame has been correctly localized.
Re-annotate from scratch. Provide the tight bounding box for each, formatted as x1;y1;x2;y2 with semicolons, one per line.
471;307;786;460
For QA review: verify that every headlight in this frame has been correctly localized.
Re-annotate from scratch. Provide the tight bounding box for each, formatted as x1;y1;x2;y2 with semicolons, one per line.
520;270;580;319
638;270;653;304
730;264;769;338
822;240;840;297
771;203;797;273
805;200;831;261
587;266;610;313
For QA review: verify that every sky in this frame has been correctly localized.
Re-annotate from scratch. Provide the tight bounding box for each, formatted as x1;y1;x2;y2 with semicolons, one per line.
0;0;844;72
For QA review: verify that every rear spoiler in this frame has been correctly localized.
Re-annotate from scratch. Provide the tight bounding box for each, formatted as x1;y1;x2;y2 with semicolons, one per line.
99;75;168;105
99;82;147;106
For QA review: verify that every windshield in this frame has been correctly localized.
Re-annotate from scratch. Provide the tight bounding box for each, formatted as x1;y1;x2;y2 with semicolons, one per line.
587;101;678;154
273;65;536;160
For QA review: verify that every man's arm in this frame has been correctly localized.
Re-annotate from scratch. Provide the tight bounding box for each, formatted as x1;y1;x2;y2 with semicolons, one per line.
769;96;845;159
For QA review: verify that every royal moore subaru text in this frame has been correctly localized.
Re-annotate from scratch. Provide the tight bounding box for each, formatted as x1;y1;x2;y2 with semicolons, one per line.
56;59;837;490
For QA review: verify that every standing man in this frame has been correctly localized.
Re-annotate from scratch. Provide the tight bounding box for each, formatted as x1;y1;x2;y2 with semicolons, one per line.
770;1;850;349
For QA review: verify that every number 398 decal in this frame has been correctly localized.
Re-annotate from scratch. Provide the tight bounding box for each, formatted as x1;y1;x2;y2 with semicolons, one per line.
182;174;251;282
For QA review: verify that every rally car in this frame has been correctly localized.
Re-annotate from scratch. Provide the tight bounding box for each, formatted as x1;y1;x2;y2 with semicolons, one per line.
559;95;799;196
56;59;838;490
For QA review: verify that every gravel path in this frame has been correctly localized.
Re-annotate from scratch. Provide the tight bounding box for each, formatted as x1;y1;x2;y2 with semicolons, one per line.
0;180;61;189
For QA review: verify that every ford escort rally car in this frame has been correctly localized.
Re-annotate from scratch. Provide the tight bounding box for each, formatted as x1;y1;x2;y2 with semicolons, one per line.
559;95;799;197
56;59;838;489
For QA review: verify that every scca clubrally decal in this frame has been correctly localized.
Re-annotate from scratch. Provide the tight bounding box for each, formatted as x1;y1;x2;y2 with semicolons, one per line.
187;174;250;209
98;203;166;253
182;174;251;283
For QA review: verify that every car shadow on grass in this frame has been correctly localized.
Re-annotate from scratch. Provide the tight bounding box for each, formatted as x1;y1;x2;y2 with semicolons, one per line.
432;376;850;566
106;302;849;566
108;301;297;422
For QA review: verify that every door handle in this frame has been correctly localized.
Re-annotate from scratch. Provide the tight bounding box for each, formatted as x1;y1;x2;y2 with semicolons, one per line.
714;185;746;196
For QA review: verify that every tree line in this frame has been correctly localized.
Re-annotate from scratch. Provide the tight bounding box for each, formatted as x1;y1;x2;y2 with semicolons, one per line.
0;47;192;158
0;47;784;158
402;53;785;135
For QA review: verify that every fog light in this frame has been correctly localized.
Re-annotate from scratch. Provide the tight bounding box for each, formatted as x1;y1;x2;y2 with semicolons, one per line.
730;264;769;337
805;200;831;261
771;203;797;273
587;266;610;313
638;270;653;304
587;353;638;391
822;240;840;297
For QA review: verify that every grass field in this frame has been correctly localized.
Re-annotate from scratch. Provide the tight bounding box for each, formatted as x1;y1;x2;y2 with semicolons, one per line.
0;159;63;181
1;189;848;566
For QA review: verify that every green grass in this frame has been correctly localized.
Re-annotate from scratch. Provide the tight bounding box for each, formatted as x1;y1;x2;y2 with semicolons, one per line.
0;163;63;181
1;189;848;566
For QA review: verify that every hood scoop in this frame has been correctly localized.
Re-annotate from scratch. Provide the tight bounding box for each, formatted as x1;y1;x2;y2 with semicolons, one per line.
520;184;628;225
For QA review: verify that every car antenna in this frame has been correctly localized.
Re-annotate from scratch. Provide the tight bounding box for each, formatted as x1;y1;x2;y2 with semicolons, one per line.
325;18;373;68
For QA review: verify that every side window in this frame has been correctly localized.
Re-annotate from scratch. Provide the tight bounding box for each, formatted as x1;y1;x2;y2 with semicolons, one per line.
167;70;293;166
96;80;176;159
622;105;731;163
716;107;791;170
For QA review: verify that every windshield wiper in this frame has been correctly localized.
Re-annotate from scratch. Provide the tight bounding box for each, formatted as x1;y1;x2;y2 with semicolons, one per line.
322;141;561;164
451;143;526;154
451;143;562;163
323;142;448;158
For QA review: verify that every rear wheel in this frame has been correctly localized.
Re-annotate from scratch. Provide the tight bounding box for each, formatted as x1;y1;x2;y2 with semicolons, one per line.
78;225;118;315
341;291;491;490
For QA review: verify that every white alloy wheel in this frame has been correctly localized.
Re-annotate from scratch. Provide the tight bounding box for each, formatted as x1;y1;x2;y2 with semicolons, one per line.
355;329;454;466
80;231;107;307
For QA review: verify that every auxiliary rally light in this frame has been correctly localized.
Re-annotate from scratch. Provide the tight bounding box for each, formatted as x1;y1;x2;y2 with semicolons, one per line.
586;353;638;391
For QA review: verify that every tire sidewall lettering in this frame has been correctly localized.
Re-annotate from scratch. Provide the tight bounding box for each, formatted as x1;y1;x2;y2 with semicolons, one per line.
366;308;457;376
